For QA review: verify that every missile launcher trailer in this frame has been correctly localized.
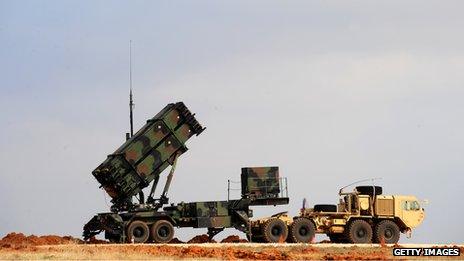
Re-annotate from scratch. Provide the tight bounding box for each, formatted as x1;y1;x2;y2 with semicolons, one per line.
84;166;289;243
83;102;289;243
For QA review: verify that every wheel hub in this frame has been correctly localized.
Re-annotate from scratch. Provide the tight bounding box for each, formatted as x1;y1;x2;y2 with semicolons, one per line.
271;227;281;236
384;229;393;239
134;227;144;238
299;227;308;236
158;226;169;238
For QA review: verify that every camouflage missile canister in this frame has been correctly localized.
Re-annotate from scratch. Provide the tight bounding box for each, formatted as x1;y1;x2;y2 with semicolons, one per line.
241;167;280;199
92;102;204;204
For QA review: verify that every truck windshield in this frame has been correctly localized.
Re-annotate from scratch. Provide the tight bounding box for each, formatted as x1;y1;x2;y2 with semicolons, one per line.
411;201;421;210
402;200;421;211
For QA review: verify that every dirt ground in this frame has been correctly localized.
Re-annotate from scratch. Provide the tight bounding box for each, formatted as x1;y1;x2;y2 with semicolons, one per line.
0;233;462;260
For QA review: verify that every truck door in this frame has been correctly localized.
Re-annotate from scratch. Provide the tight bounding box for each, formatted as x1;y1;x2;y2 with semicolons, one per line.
400;200;425;229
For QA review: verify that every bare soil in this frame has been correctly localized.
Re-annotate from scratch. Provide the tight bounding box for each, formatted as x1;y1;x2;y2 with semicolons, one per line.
0;232;462;260
0;232;82;248
187;234;216;244
221;235;248;243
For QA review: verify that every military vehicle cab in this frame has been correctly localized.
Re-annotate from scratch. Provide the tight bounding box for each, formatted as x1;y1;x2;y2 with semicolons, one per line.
286;185;425;244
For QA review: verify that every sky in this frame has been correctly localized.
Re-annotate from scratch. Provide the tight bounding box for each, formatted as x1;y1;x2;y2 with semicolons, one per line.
1;0;463;244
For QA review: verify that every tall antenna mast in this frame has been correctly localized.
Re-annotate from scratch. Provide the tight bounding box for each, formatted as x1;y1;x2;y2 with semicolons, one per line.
129;40;134;137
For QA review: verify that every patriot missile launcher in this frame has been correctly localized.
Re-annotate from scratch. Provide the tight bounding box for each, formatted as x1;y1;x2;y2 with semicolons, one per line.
83;102;289;243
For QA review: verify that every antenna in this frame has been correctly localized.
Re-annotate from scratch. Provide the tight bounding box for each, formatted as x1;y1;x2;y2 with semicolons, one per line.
128;40;143;204
338;177;382;195
129;40;134;138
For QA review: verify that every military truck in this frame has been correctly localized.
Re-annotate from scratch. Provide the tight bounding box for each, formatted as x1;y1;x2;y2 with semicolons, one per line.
83;102;290;243
278;185;425;244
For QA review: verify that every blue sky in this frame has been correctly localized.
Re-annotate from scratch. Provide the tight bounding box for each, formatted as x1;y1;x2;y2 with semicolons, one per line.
1;1;463;243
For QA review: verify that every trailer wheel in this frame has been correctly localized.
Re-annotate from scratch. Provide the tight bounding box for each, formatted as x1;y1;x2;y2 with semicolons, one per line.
150;220;174;243
313;204;337;212
262;218;288;243
373;220;400;244
127;220;149;243
289;218;315;243
346;219;372;243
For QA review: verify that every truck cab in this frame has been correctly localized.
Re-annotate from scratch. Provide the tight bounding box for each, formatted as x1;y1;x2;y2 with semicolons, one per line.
291;185;425;244
394;195;425;230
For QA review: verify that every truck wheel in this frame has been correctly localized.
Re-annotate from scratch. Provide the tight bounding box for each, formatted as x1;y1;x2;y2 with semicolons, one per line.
346;219;372;243
262;218;288;243
373;220;400;244
313;204;337;212
151;220;174;243
289;218;315;243
356;186;382;196
127;220;149;243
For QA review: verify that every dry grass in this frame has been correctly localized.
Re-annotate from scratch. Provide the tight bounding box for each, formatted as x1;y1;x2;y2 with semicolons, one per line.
1;243;463;260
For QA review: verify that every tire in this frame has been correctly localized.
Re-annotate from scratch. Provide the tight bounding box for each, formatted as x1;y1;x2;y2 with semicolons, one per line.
150;220;174;243
261;218;288;243
314;204;337;212
289;218;315;243
373;220;400;244
127;220;149;243
356;186;382;196
345;219;373;243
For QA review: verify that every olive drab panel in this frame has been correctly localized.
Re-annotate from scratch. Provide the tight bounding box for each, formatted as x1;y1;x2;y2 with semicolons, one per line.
92;102;204;203
241;167;280;199
194;201;229;217
182;201;231;228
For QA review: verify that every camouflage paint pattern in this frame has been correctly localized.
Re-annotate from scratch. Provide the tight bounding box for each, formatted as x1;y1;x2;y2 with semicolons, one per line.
195;201;229;217
123;120;170;164
174;201;232;228
135;136;182;177
92;102;204;203
174;123;195;143
241;166;280;198
163;107;182;130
